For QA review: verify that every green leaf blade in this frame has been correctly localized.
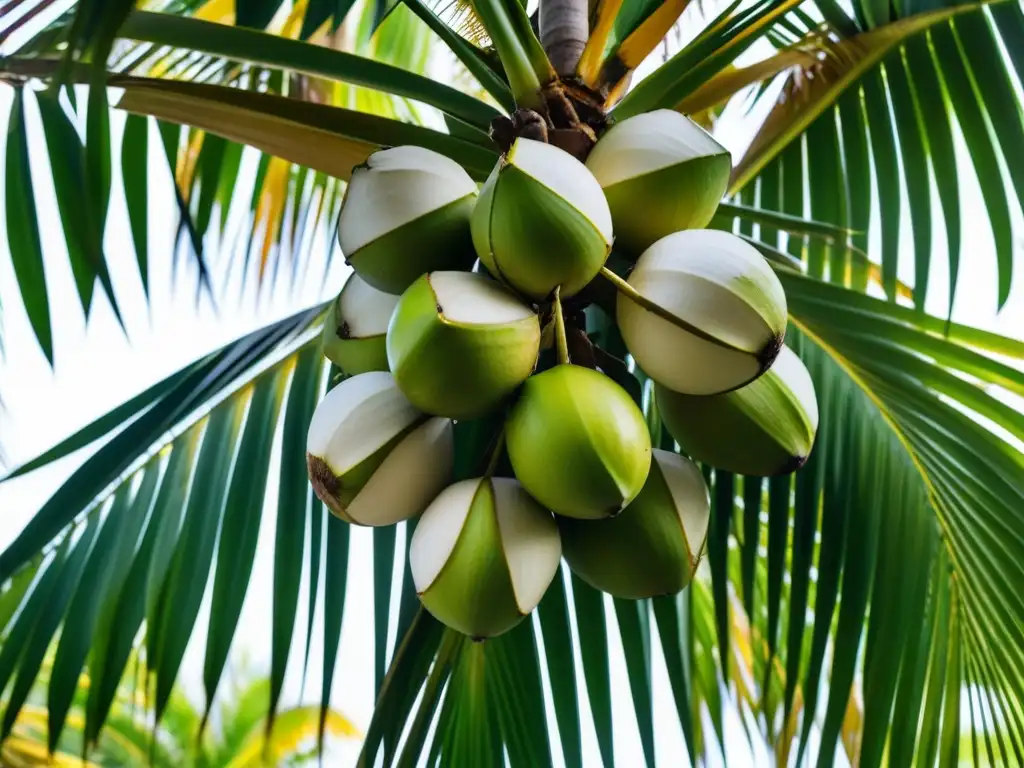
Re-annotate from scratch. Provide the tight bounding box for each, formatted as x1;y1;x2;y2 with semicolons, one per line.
319;513;350;749
269;348;321;727
930;24;1013;309
202;366;289;719
121;114;150;295
5;88;53;363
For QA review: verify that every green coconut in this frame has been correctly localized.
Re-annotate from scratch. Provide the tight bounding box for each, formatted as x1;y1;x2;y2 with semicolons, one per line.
338;146;478;294
559;449;710;599
586;110;731;256
321;274;400;374
471;137;613;300
306;371;453;525
410;477;561;638
386;271;540;419
617;229;787;395
657;345;819;476
505;365;651;519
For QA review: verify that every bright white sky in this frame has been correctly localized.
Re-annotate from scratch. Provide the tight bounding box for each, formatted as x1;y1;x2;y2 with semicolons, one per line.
1;7;1023;766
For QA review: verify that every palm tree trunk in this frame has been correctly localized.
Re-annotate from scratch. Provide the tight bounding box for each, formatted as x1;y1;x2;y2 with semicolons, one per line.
540;0;589;76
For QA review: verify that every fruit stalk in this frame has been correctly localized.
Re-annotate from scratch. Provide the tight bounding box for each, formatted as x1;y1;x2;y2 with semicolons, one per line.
553;286;570;365
473;0;554;108
484;429;506;478
600;266;747;355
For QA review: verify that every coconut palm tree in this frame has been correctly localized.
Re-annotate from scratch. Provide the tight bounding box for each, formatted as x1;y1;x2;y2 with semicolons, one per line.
0;0;1022;765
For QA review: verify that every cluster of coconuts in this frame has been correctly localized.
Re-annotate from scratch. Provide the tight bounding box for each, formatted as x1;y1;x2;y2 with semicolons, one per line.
306;109;819;640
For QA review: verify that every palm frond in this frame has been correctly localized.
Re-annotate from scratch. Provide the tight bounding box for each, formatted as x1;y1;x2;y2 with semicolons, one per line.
729;0;1024;315
1;0;500;364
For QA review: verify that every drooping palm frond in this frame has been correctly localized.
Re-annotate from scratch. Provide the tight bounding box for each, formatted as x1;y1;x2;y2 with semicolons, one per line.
1;0;463;364
722;0;1024;317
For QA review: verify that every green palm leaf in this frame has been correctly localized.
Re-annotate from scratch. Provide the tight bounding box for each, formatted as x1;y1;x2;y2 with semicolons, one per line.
730;0;1024;314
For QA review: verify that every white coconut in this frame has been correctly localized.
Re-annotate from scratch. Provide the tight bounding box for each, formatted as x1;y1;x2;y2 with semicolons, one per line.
320;275;401;374
410;477;561;638
617;229;787;395
429;271;535;325
386;272;540;419
586;110;726;187
586;111;732;255
338;146;477;255
339;274;400;337
508;139;613;243
657;345;819;476
306;371;420;474
306;371;453;525
344;416;453;526
471;138;613;300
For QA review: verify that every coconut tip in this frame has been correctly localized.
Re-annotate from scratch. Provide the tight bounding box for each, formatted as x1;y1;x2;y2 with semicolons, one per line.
307;452;344;515
757;334;786;373
778;454;808;476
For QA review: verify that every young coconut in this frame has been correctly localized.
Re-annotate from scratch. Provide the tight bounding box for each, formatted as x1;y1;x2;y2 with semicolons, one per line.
321;275;400;374
657;345;819;476
410;477;561;639
506;365;651;519
616;229;787;395
586;110;731;256
559;450;710;599
386;271;540;419
471;137;613;300
306;371;453;525
338;146;478;294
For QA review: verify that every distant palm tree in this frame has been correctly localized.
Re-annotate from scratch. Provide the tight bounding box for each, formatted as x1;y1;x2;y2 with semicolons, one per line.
3;654;358;766
1;0;1023;765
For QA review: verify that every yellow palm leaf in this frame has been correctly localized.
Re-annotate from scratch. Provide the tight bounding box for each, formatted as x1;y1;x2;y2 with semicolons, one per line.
194;0;235;24
841;688;864;765
731;2;992;193
223;706;361;768
1;736;102;768
255;157;291;278
676;49;816;115
577;0;624;84
276;0;309;38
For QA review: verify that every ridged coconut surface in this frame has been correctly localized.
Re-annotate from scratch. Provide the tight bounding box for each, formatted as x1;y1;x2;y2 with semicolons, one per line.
411;477;561;638
506;364;651;519
387;271;540;419
658;345;818;476
559;450;710;599
617;229;787;395
586;110;731;256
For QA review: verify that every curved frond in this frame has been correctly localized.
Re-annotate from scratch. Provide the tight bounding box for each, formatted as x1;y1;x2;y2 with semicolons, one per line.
730;0;1024;314
0;0;502;363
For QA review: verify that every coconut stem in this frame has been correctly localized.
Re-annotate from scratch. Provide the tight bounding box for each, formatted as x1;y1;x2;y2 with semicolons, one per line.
599;267;748;355
553;287;570;365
